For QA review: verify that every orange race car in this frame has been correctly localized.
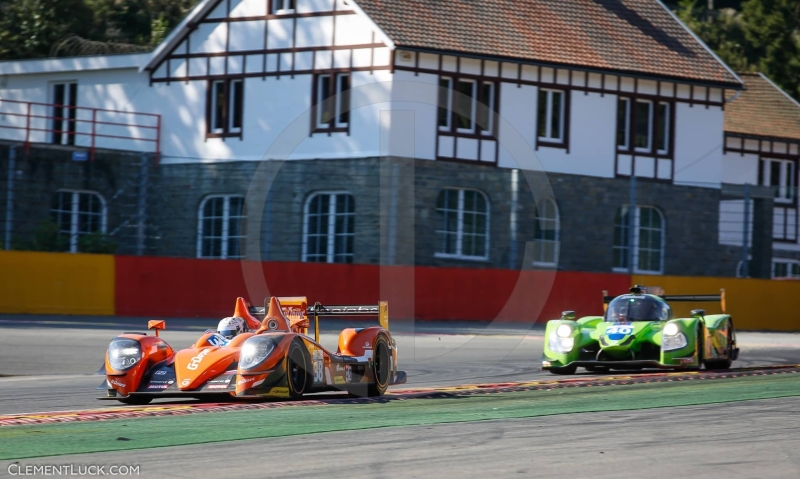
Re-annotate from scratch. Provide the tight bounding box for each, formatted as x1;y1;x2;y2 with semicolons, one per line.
99;296;406;405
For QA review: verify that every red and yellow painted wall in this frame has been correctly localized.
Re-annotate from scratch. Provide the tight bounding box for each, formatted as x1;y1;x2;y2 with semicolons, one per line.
0;250;798;330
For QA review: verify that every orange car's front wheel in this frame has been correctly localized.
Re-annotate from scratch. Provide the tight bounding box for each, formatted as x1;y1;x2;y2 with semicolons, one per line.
286;339;311;399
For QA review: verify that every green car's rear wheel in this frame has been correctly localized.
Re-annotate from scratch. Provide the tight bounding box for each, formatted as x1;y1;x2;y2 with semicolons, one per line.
705;321;734;370
548;364;577;375
585;365;609;373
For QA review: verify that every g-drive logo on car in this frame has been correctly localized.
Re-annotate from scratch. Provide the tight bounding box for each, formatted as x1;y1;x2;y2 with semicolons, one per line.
187;349;211;370
108;379;126;388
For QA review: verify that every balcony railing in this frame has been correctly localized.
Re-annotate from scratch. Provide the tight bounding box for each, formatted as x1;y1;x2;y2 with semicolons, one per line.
0;99;160;160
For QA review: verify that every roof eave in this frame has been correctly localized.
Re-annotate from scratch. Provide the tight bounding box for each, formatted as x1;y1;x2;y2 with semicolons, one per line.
758;72;800;109
655;0;743;86
0;52;150;76
724;131;800;146
396;45;744;90
141;0;221;73
348;0;395;50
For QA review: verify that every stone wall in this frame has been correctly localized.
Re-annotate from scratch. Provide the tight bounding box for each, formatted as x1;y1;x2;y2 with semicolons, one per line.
0;142;147;255
0;144;768;277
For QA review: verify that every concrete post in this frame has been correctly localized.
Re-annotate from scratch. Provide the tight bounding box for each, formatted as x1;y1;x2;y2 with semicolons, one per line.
628;161;637;274
4;145;16;250
740;183;750;277
136;153;149;256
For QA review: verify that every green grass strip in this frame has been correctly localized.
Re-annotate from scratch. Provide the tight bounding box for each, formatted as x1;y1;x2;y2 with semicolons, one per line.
2;374;799;460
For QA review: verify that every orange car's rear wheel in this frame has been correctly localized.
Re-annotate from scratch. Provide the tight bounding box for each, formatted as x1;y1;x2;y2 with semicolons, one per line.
287;339;310;399
117;395;152;405
367;336;391;397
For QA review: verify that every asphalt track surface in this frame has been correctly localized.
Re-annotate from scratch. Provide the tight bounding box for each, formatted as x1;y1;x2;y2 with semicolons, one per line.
0;314;799;477
6;397;798;478
0;314;798;415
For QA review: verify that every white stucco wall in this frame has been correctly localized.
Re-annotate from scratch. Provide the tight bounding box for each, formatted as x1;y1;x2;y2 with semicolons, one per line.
673;103;725;188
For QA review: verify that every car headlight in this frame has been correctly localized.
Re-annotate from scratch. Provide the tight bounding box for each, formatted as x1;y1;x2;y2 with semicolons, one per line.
108;338;142;371
239;337;277;370
556;323;573;338
663;322;679;337
548;324;575;353
662;323;688;351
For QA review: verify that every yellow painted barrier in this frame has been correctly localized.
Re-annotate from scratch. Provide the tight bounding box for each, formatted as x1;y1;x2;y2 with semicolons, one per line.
632;275;800;331
0;251;115;315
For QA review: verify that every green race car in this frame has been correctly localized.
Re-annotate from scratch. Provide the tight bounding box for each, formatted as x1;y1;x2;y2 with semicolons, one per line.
541;285;739;374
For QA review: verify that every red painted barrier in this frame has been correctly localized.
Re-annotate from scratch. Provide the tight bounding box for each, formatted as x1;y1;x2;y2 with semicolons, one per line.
413;267;630;322
115;256;379;317
115;256;630;321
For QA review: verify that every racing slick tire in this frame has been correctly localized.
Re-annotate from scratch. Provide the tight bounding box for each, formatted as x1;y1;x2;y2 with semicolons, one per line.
286;339;311;399
548;364;577;375
585;366;609;373
704;321;733;370
117;395;152;405
693;325;705;371
367;335;392;397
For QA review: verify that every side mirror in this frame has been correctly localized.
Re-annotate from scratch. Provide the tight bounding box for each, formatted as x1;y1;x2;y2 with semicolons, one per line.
148;320;166;337
561;310;576;320
690;309;705;318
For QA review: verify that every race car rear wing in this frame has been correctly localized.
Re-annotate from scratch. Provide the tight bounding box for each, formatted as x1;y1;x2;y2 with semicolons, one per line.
602;286;726;313
251;299;389;342
308;302;389;342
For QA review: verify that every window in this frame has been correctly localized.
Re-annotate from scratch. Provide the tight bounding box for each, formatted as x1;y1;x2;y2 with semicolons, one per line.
616;98;630;149
50;190;106;253
617;97;671;155
773;259;800;279
613;205;664;274
537;89;565;143
51;82;77;146
208;79;243;137
533;198;560;267
762;158;796;204
438;77;453;130
437;76;495;135
655;102;669;153
303;192;354;263
435;189;489;260
270;0;295;13
198;196;246;259
634;100;652;151
454;79;476;132
477;82;495;135
314;73;350;131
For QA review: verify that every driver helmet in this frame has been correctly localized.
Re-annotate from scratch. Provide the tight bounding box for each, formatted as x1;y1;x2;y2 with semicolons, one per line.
217;316;248;339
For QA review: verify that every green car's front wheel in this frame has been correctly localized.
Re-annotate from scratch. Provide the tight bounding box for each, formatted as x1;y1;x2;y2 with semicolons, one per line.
548;364;577;375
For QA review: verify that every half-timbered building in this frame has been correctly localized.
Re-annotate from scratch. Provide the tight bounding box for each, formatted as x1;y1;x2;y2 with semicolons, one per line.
721;72;800;278
0;0;775;277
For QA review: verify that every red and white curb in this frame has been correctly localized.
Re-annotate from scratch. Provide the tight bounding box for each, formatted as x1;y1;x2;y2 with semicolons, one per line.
2;364;797;427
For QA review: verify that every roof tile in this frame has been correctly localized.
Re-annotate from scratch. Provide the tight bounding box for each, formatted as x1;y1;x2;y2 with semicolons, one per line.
725;73;800;142
357;0;740;86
